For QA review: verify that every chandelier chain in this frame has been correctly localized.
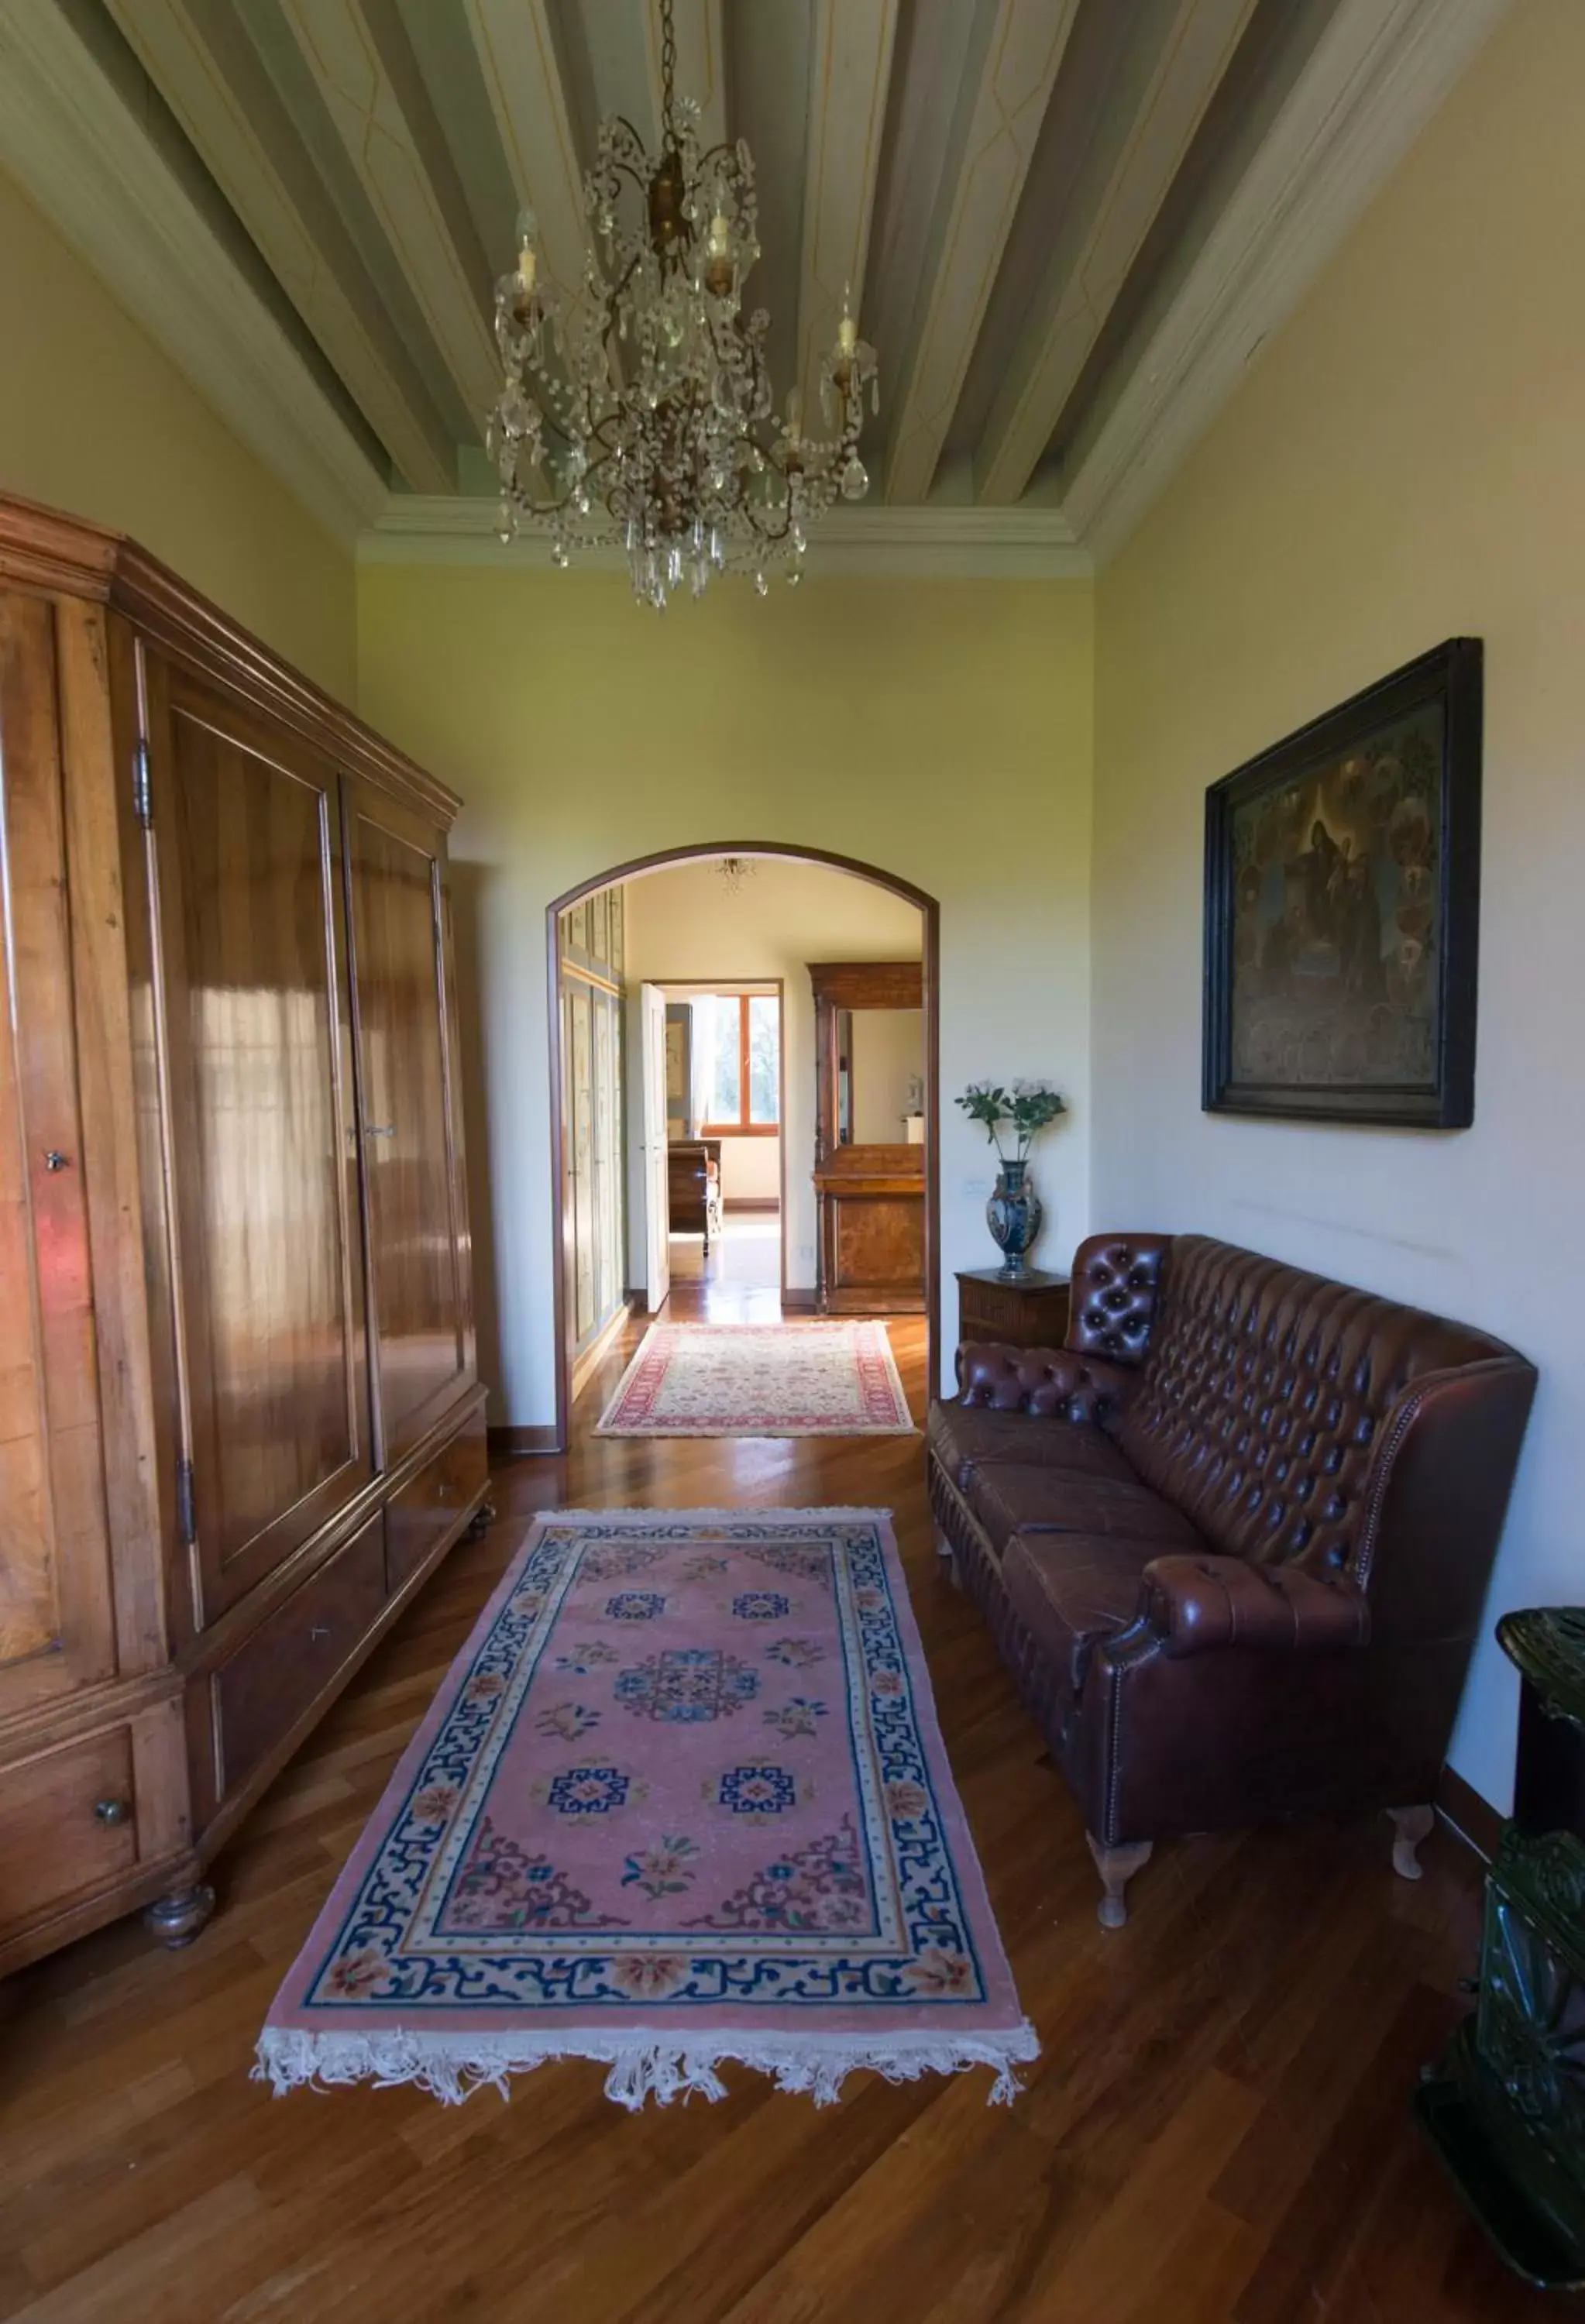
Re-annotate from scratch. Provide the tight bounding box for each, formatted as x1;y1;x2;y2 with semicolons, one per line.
659;0;677;146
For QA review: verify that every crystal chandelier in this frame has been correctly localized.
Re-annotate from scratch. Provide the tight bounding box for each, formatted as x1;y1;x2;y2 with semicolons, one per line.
487;0;878;609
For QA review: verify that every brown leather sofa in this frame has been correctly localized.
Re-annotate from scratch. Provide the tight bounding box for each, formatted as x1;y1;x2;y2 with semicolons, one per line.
927;1232;1537;1926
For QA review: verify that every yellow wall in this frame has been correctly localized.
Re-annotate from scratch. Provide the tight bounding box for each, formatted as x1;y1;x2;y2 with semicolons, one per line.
0;168;356;697
1092;0;1581;1808
359;565;1093;1422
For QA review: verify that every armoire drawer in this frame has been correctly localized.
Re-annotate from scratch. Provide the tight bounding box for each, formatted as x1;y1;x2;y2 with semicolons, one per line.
387;1412;488;1594
0;1724;143;1936
212;1514;387;1801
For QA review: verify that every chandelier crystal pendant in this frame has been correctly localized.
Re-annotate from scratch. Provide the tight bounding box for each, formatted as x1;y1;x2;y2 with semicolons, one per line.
487;0;878;609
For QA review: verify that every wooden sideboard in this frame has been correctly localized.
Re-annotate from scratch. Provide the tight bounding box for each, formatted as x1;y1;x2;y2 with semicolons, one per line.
0;490;488;1973
809;960;925;1314
813;1145;927;1312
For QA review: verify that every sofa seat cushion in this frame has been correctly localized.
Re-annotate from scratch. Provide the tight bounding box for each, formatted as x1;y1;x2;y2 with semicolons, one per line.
927;1399;1138;1491
1002;1531;1151;1698
966;1463;1207;1560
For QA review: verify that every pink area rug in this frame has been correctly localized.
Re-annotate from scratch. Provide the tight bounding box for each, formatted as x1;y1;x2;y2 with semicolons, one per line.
255;1509;1034;2111
593;1321;913;1438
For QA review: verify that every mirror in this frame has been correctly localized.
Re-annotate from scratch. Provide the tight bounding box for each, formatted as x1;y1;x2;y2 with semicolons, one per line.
836;1007;924;1146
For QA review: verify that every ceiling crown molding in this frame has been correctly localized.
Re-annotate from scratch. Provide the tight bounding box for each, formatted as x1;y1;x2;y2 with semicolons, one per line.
359;494;1092;579
0;0;388;546
1063;0;1516;565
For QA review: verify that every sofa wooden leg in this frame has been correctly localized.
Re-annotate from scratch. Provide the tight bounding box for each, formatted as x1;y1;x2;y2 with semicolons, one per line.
1087;1834;1153;1929
933;1532;964;1590
1389;1803;1435;1880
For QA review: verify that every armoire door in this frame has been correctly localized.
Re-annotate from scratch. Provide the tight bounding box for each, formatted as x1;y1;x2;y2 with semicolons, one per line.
0;592;118;1714
342;779;473;1465
138;654;374;1627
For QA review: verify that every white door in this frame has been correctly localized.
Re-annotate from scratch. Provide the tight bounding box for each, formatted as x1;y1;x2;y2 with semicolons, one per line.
641;983;671;1314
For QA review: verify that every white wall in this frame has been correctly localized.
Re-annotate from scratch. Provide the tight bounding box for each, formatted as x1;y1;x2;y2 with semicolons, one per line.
1092;0;1583;1811
0;167;355;695
622;858;925;1291
360;567;1092;1428
717;1136;780;1206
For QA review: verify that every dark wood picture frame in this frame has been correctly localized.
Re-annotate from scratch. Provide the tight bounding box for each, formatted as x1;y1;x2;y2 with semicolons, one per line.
1202;638;1483;1129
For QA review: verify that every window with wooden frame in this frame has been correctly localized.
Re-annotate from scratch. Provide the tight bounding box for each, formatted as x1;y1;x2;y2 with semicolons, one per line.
700;992;779;1136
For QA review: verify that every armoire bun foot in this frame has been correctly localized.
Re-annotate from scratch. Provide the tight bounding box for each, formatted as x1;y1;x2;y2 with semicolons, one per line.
144;1885;217;1950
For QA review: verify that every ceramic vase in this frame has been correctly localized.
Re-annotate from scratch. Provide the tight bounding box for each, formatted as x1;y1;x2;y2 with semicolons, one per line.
987;1158;1041;1279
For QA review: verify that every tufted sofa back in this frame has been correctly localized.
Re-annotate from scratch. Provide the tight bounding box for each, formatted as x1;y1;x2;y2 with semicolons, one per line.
1108;1235;1525;1577
1067;1232;1172;1365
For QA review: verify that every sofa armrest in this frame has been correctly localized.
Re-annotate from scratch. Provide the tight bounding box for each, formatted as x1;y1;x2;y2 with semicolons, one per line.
955;1342;1136;1425
1139;1553;1370;1659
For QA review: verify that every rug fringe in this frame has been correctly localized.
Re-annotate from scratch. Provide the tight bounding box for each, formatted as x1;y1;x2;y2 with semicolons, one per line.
253;2023;1040;2113
522;1507;899;1524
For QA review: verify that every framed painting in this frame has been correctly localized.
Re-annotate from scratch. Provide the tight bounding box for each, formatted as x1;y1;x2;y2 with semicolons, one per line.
1203;638;1482;1128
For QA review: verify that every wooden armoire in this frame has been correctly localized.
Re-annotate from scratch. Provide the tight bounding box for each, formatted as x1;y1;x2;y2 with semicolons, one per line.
809;960;926;1315
0;493;488;1973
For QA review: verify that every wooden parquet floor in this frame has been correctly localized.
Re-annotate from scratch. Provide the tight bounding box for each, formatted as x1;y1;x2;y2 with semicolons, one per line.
0;1298;1562;2322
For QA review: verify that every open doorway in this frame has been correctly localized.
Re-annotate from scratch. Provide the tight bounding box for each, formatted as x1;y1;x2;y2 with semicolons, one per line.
546;844;939;1451
646;982;786;1317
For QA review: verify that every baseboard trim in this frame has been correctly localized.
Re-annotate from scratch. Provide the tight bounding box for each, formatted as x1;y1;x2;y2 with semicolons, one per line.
487;1424;560;1459
781;1290;818;1313
1435;1763;1503;1864
571;1294;640;1401
723;1198;779;1214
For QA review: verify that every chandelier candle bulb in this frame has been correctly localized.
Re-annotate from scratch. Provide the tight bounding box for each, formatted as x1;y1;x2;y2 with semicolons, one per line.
515;208;538;288
487;0;877;608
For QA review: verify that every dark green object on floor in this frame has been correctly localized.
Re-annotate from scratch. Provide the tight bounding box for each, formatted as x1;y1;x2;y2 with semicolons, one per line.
1418;1608;1585;2291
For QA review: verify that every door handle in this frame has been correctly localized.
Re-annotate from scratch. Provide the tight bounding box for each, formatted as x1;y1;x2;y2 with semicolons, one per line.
364;1124;397;1138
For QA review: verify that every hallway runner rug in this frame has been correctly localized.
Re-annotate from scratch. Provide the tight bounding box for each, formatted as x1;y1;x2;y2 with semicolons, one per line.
593;1321;913;1437
256;1508;1036;2112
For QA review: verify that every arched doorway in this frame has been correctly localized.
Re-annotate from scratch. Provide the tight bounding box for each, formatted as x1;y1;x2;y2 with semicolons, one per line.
545;841;940;1449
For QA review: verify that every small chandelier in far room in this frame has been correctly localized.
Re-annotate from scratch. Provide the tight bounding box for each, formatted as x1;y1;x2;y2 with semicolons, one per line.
487;0;878;610
713;855;757;899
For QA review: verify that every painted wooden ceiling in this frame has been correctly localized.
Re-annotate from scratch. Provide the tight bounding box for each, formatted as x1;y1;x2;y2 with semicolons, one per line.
88;0;1345;500
0;0;1511;552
